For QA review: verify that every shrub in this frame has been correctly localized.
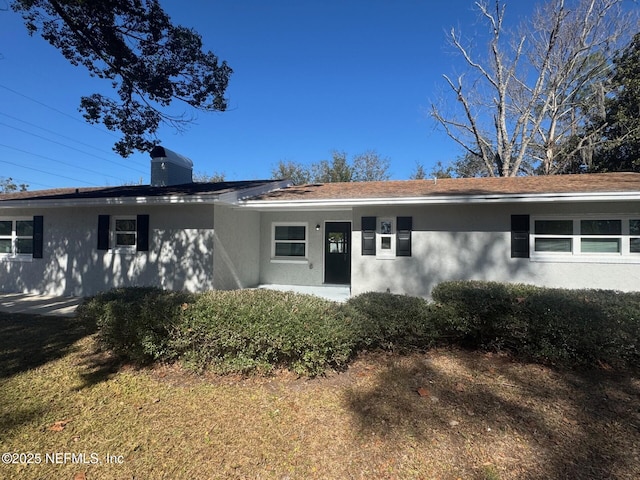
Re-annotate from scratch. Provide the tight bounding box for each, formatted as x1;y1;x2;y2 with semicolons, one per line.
79;282;640;375
432;281;640;367
344;292;445;350
170;289;359;376
77;287;194;365
431;281;537;350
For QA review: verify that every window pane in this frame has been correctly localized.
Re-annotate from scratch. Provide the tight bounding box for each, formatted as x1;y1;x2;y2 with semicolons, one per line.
631;238;640;253
116;233;136;246
380;221;392;234
581;238;620;253
580;219;621;235
16;220;33;236
535;238;572;252
275;242;305;256
275;226;305;241
381;236;392;250
534;220;573;235
328;232;347;253
0;221;12;236
116;219;136;232
0;239;11;253
630;220;640;235
16;238;33;254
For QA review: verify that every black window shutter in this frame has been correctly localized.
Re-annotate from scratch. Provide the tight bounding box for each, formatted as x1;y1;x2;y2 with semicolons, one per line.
396;216;412;257
97;215;110;250
511;215;530;258
32;215;43;259
362;216;376;255
136;214;150;252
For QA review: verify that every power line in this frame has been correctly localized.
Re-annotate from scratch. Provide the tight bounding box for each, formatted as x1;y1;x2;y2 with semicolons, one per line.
0;83;151;174
0;111;123;157
0;139;129;182
0;83;118;139
0;122;147;176
0;175;56;190
0;157;100;186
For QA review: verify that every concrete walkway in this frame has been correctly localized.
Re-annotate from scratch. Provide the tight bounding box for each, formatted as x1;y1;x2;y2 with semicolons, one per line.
0;293;82;317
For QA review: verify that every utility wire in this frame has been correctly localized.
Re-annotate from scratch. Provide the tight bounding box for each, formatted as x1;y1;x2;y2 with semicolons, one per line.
0;158;99;186
0;175;56;190
0;122;147;176
0;139;128;182
0;83;118;138
0;111;130;159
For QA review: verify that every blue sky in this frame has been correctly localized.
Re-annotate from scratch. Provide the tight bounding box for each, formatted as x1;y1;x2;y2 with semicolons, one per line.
0;1;542;189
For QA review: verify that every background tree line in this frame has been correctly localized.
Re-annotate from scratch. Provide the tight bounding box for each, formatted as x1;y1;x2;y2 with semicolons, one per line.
430;0;640;178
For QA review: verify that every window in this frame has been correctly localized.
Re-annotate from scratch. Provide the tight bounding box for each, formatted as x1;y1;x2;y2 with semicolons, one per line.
533;219;573;253
97;214;149;252
580;219;621;253
530;215;640;261
272;223;307;261
377;218;395;258
115;218;137;248
361;216;413;257
0;217;42;259
631;220;640;253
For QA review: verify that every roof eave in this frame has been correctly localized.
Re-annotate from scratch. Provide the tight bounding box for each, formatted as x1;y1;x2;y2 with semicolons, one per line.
0;180;293;209
0;195;225;209
240;191;640;210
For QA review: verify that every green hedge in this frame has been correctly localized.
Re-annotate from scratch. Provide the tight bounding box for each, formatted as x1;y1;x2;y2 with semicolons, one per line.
79;288;362;376
78;282;640;376
171;289;358;375
77;287;194;365
344;292;450;351
432;281;640;367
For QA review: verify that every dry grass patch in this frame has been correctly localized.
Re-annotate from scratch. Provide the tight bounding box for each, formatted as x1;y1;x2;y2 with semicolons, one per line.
1;312;639;479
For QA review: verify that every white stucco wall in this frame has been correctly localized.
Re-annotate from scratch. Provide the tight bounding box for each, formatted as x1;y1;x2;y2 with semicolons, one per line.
351;201;640;298
0;204;216;296
212;205;260;290
258;210;351;286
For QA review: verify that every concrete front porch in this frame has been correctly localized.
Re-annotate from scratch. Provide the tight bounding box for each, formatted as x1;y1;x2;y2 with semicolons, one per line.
257;284;351;302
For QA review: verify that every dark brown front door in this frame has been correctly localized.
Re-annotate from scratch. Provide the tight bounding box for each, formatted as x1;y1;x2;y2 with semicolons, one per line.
324;222;351;284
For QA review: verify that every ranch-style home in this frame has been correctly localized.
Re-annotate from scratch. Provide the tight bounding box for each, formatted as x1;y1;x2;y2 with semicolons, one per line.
1;147;639;299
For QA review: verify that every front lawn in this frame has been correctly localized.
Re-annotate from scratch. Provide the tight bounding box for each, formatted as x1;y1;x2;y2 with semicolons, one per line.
1;311;639;479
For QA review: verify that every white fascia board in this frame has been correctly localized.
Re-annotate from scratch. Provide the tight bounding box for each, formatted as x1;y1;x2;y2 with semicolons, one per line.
240;191;640;210
0;195;222;209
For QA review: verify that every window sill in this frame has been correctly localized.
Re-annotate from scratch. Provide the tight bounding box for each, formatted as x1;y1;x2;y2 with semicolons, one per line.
0;255;33;263
108;248;139;256
270;257;309;264
530;254;640;264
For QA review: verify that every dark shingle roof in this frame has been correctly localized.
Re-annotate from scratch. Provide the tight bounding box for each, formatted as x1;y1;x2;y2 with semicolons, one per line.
249;173;640;202
0;180;277;202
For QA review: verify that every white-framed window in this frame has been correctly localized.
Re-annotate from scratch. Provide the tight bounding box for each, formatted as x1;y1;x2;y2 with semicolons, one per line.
271;222;307;262
377;217;395;258
531;215;640;262
0;218;33;258
97;214;148;253
114;217;137;251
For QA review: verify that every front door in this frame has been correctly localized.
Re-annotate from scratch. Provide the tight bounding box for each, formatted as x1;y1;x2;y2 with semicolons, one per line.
324;222;351;284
